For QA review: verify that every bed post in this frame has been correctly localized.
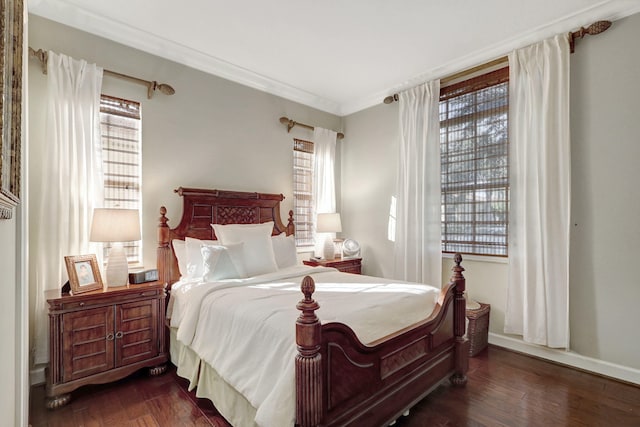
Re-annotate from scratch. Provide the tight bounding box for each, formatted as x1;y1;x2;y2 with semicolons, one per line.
295;276;322;427
157;207;172;286
450;253;469;386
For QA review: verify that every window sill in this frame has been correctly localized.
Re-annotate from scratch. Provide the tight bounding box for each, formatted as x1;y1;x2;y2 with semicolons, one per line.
442;252;508;264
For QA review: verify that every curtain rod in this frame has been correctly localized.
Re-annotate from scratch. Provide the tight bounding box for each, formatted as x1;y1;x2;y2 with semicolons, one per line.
28;47;176;100
382;20;612;105
279;116;345;140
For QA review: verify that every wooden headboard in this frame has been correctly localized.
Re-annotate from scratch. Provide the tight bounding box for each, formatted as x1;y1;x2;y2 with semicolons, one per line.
157;187;294;286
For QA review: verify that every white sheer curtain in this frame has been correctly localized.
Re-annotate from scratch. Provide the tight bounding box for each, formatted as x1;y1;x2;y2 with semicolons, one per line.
312;127;338;257
393;81;442;287
505;34;571;348
33;52;104;364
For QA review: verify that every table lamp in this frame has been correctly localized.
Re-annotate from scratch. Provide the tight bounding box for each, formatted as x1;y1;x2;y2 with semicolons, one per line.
90;208;141;287
316;212;342;260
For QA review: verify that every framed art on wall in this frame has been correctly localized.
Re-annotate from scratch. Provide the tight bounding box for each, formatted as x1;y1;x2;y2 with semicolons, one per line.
64;254;104;294
0;0;23;219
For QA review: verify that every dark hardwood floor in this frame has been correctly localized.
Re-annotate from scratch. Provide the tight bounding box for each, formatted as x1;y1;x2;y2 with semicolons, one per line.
30;346;640;427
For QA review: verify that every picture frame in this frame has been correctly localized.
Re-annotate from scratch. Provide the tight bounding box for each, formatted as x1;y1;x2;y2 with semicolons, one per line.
64;254;104;294
0;0;24;219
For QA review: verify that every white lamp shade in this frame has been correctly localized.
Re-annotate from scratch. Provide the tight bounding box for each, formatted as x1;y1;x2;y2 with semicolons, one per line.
90;208;141;287
316;213;342;233
90;208;141;242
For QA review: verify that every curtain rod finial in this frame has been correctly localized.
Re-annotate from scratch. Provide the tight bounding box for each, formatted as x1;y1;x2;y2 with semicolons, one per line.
569;20;612;53
279;116;295;132
383;94;399;104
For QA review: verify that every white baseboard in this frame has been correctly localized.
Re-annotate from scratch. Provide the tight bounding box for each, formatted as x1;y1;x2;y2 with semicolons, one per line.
30;365;46;386
489;333;640;385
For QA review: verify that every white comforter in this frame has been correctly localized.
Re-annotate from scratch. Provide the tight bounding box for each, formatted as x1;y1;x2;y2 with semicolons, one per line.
169;265;440;427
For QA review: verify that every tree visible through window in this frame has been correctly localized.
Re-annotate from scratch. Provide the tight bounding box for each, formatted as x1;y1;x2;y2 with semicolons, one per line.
99;95;142;264
440;67;509;256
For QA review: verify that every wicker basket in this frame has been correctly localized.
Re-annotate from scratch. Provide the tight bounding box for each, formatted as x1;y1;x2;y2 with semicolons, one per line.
466;303;490;357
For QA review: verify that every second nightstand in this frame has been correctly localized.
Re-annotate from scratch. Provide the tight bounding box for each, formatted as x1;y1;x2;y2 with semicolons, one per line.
303;257;362;274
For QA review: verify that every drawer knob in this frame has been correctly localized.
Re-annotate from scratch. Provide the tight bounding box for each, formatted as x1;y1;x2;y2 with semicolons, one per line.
106;333;114;341
115;331;124;339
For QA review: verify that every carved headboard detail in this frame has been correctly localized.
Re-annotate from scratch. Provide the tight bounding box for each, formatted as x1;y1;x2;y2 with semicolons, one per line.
157;187;295;286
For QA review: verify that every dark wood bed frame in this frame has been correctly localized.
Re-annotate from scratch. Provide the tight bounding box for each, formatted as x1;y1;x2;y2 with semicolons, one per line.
157;187;469;427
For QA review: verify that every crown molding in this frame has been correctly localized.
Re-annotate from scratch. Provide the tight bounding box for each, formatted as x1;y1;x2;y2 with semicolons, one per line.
28;0;343;115
340;1;640;116
29;0;640;117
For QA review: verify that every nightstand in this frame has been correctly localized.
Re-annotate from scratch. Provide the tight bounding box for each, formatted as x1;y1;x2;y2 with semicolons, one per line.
303;257;362;274
45;281;168;409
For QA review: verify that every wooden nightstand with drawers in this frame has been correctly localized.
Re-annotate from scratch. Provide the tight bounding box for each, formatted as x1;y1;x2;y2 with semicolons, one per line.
45;281;168;408
303;257;362;274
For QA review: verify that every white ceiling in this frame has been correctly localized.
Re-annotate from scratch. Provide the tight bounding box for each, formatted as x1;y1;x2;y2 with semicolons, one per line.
28;0;640;116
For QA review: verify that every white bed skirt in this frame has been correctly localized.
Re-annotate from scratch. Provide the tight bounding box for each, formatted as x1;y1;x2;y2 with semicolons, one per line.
170;327;260;427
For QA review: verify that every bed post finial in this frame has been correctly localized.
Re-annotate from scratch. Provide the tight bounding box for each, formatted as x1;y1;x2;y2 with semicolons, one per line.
296;276;322;426
450;253;469;386
287;210;295;236
450;253;465;293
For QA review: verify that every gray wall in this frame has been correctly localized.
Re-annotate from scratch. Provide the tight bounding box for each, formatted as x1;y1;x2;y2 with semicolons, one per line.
342;12;640;373
568;13;640;368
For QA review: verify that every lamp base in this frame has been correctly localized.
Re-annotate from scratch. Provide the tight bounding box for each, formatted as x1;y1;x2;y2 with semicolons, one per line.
105;243;129;287
322;235;335;260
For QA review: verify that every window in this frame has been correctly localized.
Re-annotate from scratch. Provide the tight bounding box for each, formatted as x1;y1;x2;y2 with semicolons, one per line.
440;67;509;256
293;138;314;248
99;95;142;264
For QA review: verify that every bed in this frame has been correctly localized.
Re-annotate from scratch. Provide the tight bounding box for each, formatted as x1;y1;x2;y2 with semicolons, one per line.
157;187;469;427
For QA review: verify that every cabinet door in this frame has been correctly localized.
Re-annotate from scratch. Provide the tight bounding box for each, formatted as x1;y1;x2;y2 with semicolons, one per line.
115;299;158;367
62;306;115;382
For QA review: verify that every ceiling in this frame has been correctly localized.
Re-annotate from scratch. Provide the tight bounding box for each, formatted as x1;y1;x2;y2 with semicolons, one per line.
28;0;640;116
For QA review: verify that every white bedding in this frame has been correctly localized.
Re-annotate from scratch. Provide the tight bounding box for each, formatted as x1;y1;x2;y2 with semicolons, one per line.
169;265;441;427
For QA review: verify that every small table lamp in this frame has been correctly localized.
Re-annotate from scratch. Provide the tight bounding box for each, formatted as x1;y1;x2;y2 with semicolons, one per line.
316;212;342;260
90;208;141;287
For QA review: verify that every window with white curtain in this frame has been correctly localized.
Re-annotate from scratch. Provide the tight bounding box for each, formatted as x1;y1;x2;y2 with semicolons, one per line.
439;67;509;256
293;138;315;248
99;95;142;264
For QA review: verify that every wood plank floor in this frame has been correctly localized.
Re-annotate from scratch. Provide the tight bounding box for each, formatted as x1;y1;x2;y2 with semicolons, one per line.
30;346;640;426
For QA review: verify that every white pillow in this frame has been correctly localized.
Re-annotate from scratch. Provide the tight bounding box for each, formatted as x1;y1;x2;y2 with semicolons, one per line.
172;239;187;277
185;236;217;279
202;242;247;280
211;222;278;277
272;234;298;269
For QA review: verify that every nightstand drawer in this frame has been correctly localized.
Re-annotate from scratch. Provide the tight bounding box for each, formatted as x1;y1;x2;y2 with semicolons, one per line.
52;288;163;312
337;262;361;274
304;257;362;274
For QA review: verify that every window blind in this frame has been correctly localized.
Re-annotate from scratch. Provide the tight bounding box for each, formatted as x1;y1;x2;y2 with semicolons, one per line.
100;95;142;264
439;67;509;256
293;138;314;247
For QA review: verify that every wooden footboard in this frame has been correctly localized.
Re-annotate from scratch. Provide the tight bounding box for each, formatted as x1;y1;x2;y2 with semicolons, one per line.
295;254;469;427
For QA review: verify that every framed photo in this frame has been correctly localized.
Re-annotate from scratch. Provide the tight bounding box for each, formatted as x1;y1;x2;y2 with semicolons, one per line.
0;0;24;219
64;254;103;294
